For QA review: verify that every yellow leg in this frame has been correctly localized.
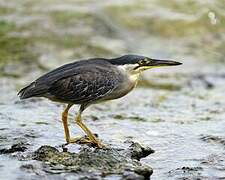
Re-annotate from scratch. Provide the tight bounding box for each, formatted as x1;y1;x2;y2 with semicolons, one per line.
62;104;92;144
62;104;73;143
75;106;104;148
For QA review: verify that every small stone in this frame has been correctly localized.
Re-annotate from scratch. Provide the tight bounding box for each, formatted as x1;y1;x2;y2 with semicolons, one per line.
0;142;28;154
128;141;155;161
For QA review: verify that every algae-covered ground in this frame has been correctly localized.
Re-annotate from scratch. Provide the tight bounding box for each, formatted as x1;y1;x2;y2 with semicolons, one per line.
0;0;225;179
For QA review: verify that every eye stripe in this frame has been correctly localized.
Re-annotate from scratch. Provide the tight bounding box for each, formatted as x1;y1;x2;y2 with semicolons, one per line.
134;65;141;70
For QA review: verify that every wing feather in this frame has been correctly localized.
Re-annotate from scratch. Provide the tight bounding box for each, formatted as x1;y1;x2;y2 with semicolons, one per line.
48;63;121;104
18;59;115;100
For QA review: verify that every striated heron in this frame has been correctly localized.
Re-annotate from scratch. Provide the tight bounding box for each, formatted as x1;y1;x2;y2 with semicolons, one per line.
18;55;182;148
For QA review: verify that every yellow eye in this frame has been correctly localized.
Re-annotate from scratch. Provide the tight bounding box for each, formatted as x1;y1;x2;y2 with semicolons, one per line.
139;59;149;65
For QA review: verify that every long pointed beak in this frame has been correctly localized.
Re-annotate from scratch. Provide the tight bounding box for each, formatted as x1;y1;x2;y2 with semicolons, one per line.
148;59;182;67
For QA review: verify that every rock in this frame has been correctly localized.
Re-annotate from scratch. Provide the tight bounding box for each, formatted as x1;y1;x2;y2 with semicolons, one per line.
168;166;203;179
33;142;154;179
128;141;155;161
0;142;28;154
200;135;225;146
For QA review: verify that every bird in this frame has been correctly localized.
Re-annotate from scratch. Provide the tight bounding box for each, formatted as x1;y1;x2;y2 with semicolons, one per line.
18;55;182;148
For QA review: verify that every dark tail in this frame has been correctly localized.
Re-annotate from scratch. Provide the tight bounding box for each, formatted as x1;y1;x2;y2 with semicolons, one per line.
18;82;47;99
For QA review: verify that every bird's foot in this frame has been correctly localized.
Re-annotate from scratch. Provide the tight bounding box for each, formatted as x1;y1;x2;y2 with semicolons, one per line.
94;141;105;149
69;136;92;144
67;136;105;149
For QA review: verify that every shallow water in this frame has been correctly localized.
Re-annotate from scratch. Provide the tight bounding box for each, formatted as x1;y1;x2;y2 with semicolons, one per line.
0;0;225;179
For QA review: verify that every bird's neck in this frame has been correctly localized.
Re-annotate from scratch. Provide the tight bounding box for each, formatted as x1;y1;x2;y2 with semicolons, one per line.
118;65;141;84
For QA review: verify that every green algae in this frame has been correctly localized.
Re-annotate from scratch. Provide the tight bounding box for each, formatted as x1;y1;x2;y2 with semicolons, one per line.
0;36;37;63
104;1;225;63
105;1;225;37
37;33;114;58
0;20;15;35
0;7;14;15
155;0;200;14
0;20;38;71
50;11;91;25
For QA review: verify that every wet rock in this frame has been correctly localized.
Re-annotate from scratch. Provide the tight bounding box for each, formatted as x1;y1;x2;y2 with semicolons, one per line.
187;74;215;90
0;142;28;154
168;166;203;179
200;153;225;171
200;135;225;147
113;114;147;122
195;75;214;89
127;141;155;161
33;142;154;179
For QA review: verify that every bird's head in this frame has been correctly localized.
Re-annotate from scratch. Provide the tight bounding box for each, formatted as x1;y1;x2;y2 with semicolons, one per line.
109;55;182;74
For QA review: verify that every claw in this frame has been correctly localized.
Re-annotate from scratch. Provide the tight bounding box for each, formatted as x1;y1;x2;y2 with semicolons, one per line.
69;136;105;148
96;142;105;149
69;136;92;144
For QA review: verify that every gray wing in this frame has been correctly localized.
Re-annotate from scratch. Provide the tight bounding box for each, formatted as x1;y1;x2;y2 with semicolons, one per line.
18;59;116;100
48;64;121;104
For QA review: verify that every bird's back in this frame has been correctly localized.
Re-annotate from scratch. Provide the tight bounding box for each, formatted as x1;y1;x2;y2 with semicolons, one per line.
18;59;123;104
